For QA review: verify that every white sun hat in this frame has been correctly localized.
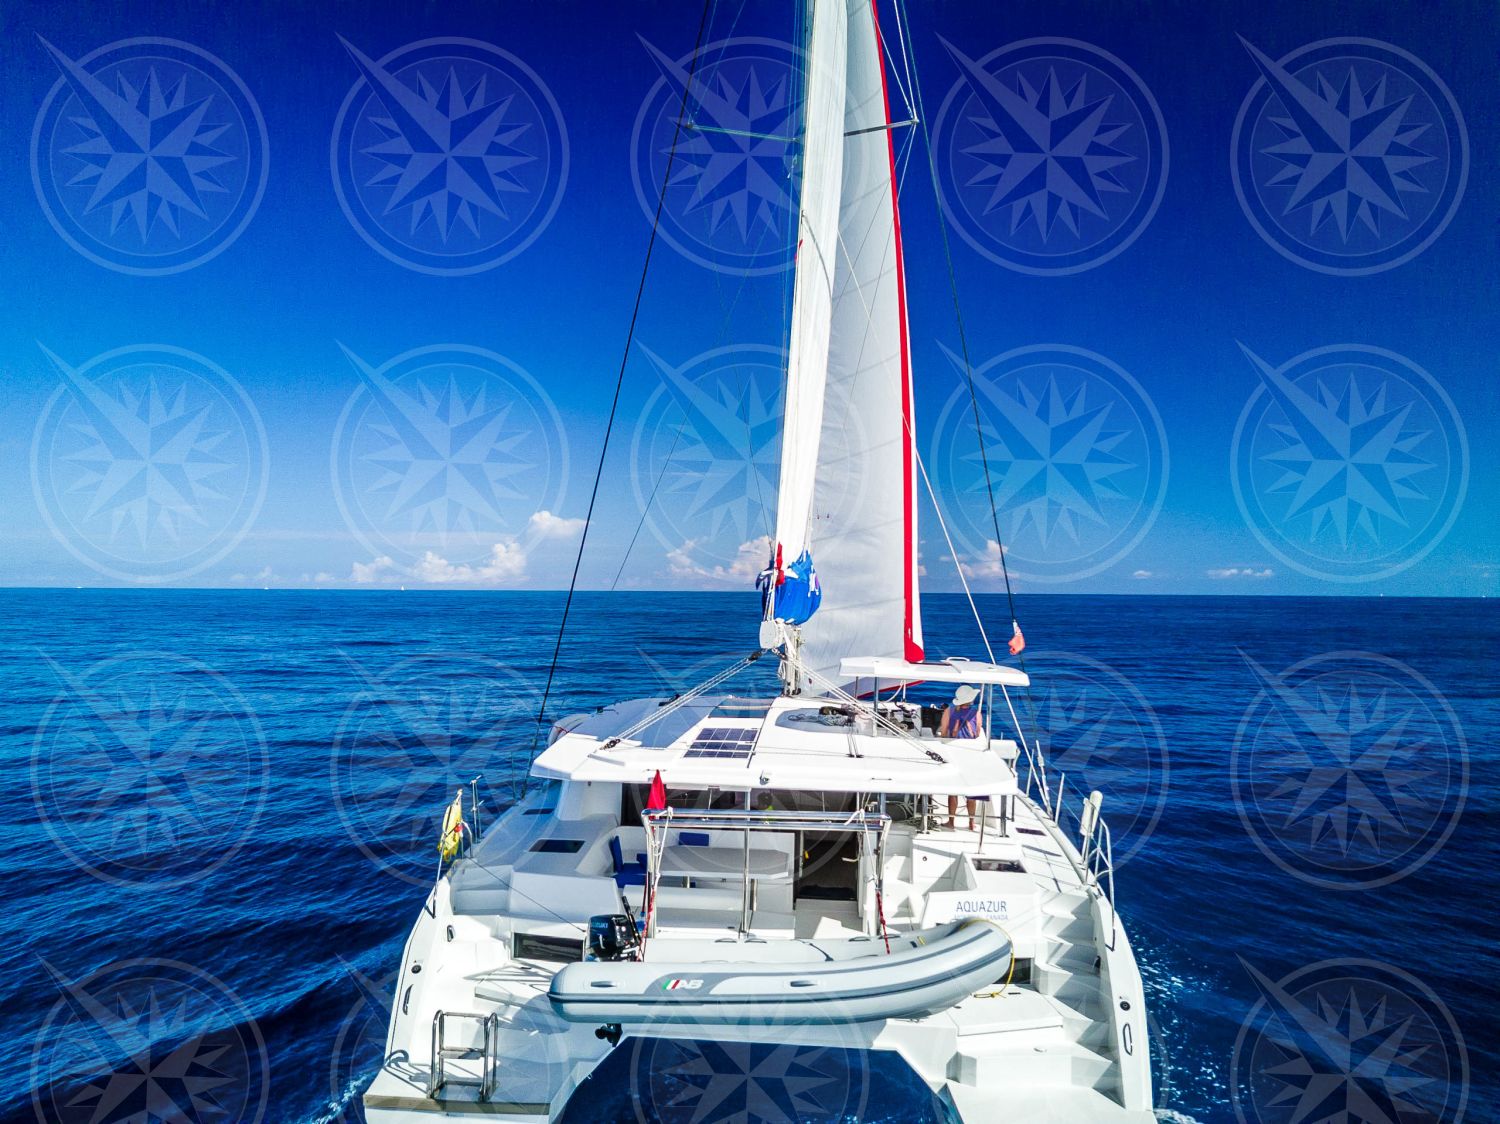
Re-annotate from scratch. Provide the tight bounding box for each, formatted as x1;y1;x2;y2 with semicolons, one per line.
953;684;978;706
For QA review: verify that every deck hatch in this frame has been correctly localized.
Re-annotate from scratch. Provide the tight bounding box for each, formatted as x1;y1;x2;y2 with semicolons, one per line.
710;697;773;719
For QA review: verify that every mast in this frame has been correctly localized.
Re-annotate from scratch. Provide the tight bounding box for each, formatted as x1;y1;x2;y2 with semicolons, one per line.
763;0;923;693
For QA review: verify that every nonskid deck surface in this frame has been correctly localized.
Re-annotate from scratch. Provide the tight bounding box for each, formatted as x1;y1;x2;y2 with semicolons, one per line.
362;781;1149;1122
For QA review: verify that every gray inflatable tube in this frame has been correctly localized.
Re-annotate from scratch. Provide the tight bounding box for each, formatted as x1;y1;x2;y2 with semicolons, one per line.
548;919;1011;1025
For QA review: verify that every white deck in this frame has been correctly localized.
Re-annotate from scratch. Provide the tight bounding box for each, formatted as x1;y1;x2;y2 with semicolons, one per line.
363;706;1153;1122
532;694;1019;796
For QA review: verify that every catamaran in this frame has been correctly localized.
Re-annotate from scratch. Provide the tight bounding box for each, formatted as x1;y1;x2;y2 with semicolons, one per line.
363;0;1154;1119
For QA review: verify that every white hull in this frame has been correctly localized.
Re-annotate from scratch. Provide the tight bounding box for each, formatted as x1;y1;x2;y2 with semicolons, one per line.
363;696;1152;1122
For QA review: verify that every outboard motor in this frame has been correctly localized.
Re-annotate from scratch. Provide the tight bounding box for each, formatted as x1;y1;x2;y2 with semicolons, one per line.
588;914;640;962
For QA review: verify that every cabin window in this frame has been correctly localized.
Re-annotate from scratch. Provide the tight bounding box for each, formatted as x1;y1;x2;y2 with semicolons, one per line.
529;839;584;854
513;932;584;963
973;857;1025;874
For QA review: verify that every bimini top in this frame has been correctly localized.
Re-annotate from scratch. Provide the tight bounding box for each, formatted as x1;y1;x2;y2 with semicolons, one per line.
532;694;1018;798
839;656;1030;688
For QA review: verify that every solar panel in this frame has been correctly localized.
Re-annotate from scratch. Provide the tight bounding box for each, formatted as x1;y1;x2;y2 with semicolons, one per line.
683;725;758;759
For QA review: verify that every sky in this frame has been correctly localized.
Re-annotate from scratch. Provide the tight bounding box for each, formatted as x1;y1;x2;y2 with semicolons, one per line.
0;0;1495;596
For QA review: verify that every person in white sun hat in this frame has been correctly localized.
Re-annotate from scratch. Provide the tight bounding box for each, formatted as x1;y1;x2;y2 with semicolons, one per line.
941;684;981;829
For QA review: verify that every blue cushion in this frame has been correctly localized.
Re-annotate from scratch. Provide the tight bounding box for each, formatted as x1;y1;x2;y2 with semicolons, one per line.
609;836;625;871
679;832;710;847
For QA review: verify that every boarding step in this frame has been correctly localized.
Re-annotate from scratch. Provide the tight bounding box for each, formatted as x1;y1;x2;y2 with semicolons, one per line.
1036;989;1102;1036
948;986;1066;1038
1044;900;1092;936
950;1038;1115;1088
1051;975;1106;1018
1035;951;1100;996
947;1081;1152;1123
1042;890;1090;920
1041;939;1098;974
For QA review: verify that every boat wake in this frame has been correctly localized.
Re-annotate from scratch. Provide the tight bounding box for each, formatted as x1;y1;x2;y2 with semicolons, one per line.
303;1075;366;1124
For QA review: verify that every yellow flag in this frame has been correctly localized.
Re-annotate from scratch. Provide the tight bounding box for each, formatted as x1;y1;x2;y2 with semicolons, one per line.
439;790;465;859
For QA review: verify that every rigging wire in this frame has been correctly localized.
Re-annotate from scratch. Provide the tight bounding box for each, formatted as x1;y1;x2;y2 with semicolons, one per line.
610;0;800;588
525;0;718;784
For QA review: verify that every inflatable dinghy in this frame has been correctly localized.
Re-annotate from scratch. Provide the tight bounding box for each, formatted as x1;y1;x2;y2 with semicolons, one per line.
548;919;1010;1025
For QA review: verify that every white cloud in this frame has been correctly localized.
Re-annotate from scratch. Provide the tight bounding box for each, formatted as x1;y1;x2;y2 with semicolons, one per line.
667;536;770;587
229;566;276;584
527;510;585;540
341;509;579;588
349;543;531;587
1131;569;1153;579
958;540;1007;579
351;555;398;584
1206;566;1274;579
413;543;527;585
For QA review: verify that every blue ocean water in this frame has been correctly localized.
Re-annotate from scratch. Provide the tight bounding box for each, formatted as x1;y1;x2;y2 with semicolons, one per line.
1;589;1496;1123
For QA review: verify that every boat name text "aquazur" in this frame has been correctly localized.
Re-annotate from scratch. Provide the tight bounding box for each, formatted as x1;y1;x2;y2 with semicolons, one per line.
955;899;1010;919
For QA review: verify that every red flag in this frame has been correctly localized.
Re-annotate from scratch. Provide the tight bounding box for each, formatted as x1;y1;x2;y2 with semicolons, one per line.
646;770;667;812
1008;620;1026;656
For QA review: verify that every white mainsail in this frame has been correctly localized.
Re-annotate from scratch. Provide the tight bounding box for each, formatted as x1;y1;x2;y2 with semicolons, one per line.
770;0;847;570
769;0;924;686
